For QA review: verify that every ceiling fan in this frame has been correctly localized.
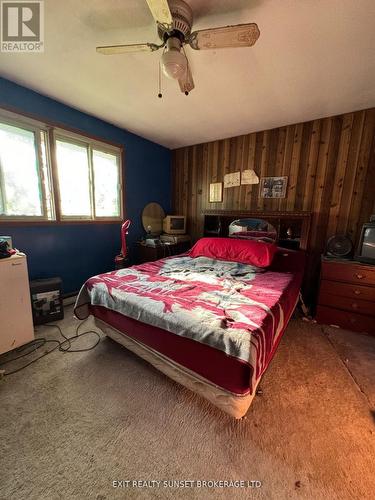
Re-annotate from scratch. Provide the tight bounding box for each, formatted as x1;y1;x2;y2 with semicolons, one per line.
96;0;260;96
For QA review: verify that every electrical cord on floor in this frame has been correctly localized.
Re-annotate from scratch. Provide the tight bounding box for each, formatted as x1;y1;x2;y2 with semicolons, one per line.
0;338;61;375
45;321;101;353
0;319;101;376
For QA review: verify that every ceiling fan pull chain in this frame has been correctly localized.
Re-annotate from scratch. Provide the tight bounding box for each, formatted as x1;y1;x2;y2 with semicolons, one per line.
181;45;190;95
158;59;163;98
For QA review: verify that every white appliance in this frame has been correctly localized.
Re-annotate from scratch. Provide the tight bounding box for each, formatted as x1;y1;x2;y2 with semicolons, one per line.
0;254;34;355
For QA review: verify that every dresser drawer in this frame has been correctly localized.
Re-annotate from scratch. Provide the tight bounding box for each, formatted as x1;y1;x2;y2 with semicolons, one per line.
321;261;375;286
318;291;375;316
320;279;375;302
316;305;375;334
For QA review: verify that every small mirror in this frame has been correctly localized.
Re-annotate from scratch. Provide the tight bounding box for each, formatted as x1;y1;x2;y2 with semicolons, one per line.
142;202;165;236
228;218;277;243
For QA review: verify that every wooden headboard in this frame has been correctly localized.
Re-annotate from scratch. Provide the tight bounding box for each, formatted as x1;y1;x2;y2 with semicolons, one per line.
202;210;312;251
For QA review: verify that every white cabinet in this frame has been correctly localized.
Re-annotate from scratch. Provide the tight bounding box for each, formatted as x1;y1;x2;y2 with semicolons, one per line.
0;254;34;355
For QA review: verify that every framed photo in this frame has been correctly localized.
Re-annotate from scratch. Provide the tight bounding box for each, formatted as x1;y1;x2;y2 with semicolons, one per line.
209;182;223;202
260;176;288;198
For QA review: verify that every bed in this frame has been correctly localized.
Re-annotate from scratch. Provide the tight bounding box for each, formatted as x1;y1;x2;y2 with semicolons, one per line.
74;230;306;419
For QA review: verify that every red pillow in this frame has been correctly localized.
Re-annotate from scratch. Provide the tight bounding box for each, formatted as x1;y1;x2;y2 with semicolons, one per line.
189;237;277;268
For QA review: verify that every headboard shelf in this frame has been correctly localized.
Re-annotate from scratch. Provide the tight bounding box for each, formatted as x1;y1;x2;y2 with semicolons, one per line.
202;210;311;251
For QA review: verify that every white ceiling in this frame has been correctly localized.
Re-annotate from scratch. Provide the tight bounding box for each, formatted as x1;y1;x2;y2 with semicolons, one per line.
1;0;375;149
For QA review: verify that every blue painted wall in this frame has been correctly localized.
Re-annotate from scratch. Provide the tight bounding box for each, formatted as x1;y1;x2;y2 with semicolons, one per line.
0;77;171;294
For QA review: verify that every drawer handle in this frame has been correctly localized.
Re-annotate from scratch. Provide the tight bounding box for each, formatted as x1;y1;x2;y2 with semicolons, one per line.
353;290;361;295
355;274;364;280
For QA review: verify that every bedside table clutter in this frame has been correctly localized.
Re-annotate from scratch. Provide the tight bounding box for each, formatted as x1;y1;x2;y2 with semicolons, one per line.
316;257;375;334
136;238;191;264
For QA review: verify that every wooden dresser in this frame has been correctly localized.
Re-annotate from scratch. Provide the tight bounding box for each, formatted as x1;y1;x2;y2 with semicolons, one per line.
316;257;375;334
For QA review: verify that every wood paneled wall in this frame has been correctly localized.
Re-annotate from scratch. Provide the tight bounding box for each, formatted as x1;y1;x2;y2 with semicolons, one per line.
172;108;375;304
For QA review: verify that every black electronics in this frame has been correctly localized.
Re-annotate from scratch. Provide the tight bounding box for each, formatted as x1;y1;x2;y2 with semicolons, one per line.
0;239;11;259
355;219;375;264
30;277;64;325
326;235;353;259
204;215;221;237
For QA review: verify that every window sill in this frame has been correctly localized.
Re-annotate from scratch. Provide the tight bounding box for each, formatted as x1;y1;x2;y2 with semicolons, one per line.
0;219;123;226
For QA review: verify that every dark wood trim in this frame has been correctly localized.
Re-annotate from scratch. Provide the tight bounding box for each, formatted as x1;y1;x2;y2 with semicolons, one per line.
202;210;312;251
202;209;311;218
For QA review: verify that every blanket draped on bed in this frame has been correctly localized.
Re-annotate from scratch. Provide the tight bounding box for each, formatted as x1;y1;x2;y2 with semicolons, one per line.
75;255;298;387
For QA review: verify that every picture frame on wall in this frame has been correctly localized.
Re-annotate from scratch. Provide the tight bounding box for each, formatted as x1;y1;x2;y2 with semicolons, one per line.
209;182;223;202
260;176;288;198
224;171;241;188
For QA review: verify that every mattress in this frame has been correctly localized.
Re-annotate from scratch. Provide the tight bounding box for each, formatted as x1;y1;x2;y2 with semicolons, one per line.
93;319;257;419
75;248;305;397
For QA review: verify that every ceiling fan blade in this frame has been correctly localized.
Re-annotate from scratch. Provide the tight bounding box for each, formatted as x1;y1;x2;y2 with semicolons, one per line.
145;0;173;28
188;23;260;50
178;65;195;94
96;43;160;55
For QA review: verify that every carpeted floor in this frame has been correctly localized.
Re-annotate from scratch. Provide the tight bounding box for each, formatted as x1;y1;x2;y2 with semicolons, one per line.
0;308;374;500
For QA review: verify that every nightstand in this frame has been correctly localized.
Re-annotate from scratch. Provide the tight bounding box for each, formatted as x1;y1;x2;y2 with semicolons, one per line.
316;257;375;334
136;240;191;264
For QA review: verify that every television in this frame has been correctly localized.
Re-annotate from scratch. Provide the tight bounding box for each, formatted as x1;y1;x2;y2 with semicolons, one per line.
355;221;375;264
163;215;186;235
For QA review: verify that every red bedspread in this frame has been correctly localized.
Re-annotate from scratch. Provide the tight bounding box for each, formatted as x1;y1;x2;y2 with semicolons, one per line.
75;249;305;394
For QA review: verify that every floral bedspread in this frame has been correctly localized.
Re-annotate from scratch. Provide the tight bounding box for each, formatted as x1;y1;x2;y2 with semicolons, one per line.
75;255;300;382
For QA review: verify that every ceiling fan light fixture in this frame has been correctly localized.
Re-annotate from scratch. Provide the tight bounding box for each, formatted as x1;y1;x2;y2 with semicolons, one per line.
161;37;187;79
95;0;260;96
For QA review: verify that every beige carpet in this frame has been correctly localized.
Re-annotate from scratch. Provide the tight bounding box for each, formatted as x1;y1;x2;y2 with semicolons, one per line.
0;309;374;500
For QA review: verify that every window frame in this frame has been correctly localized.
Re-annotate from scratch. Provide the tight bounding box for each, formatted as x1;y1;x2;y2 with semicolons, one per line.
0;108;124;225
0;111;53;222
52;128;123;222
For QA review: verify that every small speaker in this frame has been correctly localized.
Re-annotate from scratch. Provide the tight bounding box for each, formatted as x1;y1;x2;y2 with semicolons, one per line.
326;235;353;259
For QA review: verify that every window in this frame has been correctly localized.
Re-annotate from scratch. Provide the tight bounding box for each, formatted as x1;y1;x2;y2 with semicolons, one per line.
55;139;92;218
0;120;53;220
92;149;121;218
0;110;123;222
54;133;121;220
